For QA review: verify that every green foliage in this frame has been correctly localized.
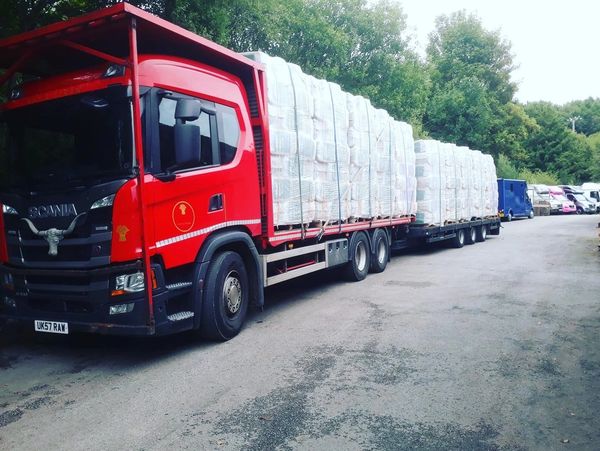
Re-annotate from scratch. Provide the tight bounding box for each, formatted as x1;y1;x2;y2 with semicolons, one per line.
496;154;520;179
497;153;559;185
561;98;600;136
524;102;594;184
518;168;560;185
424;11;525;160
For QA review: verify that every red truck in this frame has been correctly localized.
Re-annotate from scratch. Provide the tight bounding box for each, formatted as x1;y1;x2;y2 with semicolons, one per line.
0;4;499;340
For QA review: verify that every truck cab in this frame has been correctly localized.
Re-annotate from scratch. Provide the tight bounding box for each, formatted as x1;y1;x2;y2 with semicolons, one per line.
497;178;534;221
0;4;267;338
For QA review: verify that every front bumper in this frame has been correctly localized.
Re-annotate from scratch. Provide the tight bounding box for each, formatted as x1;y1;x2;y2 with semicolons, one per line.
0;262;192;336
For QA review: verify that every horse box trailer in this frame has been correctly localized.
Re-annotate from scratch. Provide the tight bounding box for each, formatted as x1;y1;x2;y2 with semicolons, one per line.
497;178;534;221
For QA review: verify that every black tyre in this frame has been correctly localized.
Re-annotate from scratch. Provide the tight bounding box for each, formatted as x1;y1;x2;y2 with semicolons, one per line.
476;225;487;242
506;212;513;222
465;227;477;245
528;209;534;219
370;229;389;273
200;251;249;341
451;228;465;248
576;207;583;215
344;231;370;281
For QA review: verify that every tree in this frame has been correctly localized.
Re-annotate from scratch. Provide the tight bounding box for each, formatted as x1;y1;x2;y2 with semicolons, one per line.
525;102;594;184
561;98;600;136
424;11;523;157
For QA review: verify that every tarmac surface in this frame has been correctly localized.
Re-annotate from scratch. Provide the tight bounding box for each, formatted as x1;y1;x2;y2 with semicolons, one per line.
1;214;599;450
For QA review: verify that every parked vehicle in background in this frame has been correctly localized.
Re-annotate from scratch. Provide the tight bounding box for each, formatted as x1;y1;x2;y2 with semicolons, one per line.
530;184;563;214
574;184;600;213
562;190;598;214
548;186;577;214
581;182;600;199
497;179;534;221
581;190;600;212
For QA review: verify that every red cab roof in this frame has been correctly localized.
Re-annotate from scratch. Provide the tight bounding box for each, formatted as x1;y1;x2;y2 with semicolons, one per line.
0;2;262;79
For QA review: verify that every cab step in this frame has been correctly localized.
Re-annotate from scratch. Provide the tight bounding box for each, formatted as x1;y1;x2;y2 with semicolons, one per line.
165;282;193;291
167;311;194;322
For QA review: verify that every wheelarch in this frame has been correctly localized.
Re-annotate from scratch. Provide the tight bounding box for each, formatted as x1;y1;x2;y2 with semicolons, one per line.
192;228;263;330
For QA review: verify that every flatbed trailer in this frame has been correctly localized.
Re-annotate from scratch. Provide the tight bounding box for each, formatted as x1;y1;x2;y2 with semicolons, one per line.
391;217;501;251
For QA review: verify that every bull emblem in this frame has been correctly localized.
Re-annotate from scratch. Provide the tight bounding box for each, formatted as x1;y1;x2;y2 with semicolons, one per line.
21;214;85;256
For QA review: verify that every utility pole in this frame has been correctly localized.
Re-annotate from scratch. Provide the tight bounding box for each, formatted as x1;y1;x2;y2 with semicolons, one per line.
568;116;581;132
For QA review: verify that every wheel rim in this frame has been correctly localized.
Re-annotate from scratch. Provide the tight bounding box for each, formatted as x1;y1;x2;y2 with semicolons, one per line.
482;227;487;239
355;241;367;272
458;230;464;245
470;228;476;242
223;271;242;317
377;238;386;265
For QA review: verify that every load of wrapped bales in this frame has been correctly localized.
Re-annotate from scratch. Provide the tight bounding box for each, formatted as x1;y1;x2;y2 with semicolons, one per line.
244;52;418;227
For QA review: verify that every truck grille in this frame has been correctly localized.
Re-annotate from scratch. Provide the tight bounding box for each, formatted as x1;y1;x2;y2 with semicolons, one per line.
4;208;112;269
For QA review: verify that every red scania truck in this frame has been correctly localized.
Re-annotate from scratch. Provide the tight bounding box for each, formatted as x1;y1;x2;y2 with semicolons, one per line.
0;4;499;339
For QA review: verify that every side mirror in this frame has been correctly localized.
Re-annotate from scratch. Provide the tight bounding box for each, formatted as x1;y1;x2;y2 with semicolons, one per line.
174;123;200;167
175;98;202;122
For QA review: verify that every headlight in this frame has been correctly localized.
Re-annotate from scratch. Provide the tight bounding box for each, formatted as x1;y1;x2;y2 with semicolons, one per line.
90;194;115;210
112;271;145;296
2;204;18;215
103;64;125;78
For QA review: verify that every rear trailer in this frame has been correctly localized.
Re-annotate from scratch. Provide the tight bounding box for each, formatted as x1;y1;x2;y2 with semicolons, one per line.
391;218;501;251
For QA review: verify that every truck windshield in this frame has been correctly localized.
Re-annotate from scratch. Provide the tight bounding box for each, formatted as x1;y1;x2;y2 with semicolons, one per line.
0;86;134;190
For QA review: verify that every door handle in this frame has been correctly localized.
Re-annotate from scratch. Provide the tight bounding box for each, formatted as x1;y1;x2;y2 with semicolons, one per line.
209;193;223;212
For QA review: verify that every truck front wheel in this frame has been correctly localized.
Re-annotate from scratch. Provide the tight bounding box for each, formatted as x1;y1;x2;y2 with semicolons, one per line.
344;231;370;281
200;251;249;341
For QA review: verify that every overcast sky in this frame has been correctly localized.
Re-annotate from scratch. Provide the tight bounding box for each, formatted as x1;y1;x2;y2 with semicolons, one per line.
401;0;600;105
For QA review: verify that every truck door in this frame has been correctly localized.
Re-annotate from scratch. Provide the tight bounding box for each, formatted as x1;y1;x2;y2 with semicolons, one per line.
144;90;257;268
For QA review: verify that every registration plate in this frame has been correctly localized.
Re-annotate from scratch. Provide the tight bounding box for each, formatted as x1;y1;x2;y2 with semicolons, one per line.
34;320;69;334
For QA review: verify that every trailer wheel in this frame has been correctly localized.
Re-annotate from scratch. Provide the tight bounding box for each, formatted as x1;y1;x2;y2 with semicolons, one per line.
344;231;370;281
370;229;389;273
476;225;487;242
465;227;477;245
200;251;249;341
528;209;534;219
451;229;465;248
506;212;513;222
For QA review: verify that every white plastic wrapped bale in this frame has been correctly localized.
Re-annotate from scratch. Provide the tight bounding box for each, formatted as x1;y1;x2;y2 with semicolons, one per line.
347;95;372;218
415;140;443;225
244;50;416;227
481;154;498;216
454;146;471;220
468;150;484;218
244;52;316;226
440;142;458;222
311;78;352;222
400;122;417;216
371;109;393;217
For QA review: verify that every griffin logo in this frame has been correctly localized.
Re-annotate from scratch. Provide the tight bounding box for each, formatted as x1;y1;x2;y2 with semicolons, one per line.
21;213;85;256
172;201;195;232
117;225;130;242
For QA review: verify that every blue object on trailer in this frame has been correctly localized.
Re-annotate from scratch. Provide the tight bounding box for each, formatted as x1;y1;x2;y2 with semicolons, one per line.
497;178;534;221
